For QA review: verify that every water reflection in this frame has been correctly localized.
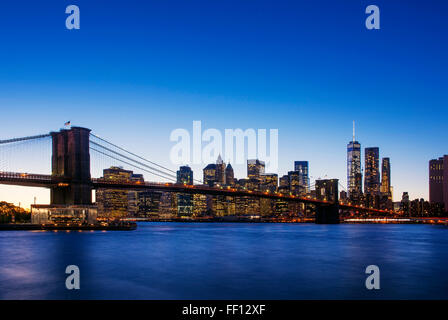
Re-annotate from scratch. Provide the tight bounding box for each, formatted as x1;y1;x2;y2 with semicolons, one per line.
1;223;448;299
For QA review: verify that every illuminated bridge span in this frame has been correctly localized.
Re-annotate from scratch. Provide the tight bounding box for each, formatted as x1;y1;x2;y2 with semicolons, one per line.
0;126;393;223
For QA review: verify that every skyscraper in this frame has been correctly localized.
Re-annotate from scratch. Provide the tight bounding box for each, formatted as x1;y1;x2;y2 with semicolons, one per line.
429;155;448;212
347;122;362;200
247;159;265;181
380;157;391;196
288;171;305;195
225;163;234;186
364;147;380;196
203;163;217;187
215;155;226;185
203;155;226;187
177;165;193;216
176;165;193;185
261;173;278;192
294;161;310;194
315;179;339;203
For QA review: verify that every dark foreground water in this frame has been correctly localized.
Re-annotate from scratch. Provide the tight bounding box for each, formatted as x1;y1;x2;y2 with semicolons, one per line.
1;222;448;299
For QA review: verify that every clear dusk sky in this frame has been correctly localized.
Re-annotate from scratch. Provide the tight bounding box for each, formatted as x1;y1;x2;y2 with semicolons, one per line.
0;0;447;208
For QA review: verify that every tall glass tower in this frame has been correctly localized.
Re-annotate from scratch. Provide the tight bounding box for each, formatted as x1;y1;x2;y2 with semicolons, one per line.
364;147;380;195
294;161;310;194
380;157;391;196
347;122;362;200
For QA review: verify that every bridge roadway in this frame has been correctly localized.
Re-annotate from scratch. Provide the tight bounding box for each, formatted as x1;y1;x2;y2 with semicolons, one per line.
0;171;392;215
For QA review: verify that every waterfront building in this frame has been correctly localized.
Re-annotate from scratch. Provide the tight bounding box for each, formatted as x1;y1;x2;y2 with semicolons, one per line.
159;192;177;218
177;194;193;216
235;195;249;215
400;192;410;215
193;193;207;216
96;166;134;218
364;147;380;196
274;199;289;216
260;198;274;216
429;156;448;212
294;161;310;194
132;191;162;218
177;165;193;216
315;179;339;203
128;173;145;216
31;204;97;224
347;124;362;201
206;195;227;217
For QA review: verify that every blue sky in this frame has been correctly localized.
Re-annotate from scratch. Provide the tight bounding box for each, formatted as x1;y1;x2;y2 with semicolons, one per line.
0;0;447;207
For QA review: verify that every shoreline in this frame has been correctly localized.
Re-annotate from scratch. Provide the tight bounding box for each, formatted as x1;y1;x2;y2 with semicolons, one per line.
2;217;448;231
0;222;137;231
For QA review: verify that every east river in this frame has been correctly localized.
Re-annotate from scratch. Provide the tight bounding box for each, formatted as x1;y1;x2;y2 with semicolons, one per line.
1;223;448;299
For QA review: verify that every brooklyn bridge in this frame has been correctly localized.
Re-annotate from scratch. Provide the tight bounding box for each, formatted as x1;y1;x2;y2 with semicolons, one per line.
0;126;393;224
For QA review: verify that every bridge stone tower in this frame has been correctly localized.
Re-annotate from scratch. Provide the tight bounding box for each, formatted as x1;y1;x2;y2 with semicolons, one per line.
50;126;92;205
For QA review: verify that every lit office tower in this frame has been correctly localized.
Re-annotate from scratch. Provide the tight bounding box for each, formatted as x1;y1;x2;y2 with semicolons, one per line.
176;165;193;185
288;171;303;195
294;161;310;194
96;166;136;218
380;158;391;196
176;165;193;216
347;122;362;200
203;155;226;187
315;179;339;203
203;163;217;187
364;147;380;195
429;157;444;204
216;155;226;185
429;155;448;212
225;163;234;186
247;159;265;181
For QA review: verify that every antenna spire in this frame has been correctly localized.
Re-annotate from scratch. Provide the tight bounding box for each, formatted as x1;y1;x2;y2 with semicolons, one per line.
352;120;355;142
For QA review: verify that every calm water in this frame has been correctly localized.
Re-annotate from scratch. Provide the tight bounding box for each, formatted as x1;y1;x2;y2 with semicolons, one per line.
1;222;448;300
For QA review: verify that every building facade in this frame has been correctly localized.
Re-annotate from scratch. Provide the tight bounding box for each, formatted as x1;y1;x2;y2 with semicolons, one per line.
294;161;310;194
177;166;193;185
315;179;339;203
247;159;265;181
429;155;448;212
177;165;193;216
364;147;380;196
347;140;362;200
380;157;391;196
96;166;134;218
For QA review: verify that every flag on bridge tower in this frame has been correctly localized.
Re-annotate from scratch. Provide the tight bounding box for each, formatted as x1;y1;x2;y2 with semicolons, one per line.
64;121;71;127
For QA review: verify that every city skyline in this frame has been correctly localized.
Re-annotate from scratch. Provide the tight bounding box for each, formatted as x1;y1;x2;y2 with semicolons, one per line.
0;123;443;209
1;0;448;207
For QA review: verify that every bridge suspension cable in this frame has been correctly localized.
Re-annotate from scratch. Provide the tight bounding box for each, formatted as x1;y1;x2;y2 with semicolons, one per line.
0;133;51;145
90;133;176;174
0;133;51;174
90;133;203;184
90;140;179;179
90;147;177;182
